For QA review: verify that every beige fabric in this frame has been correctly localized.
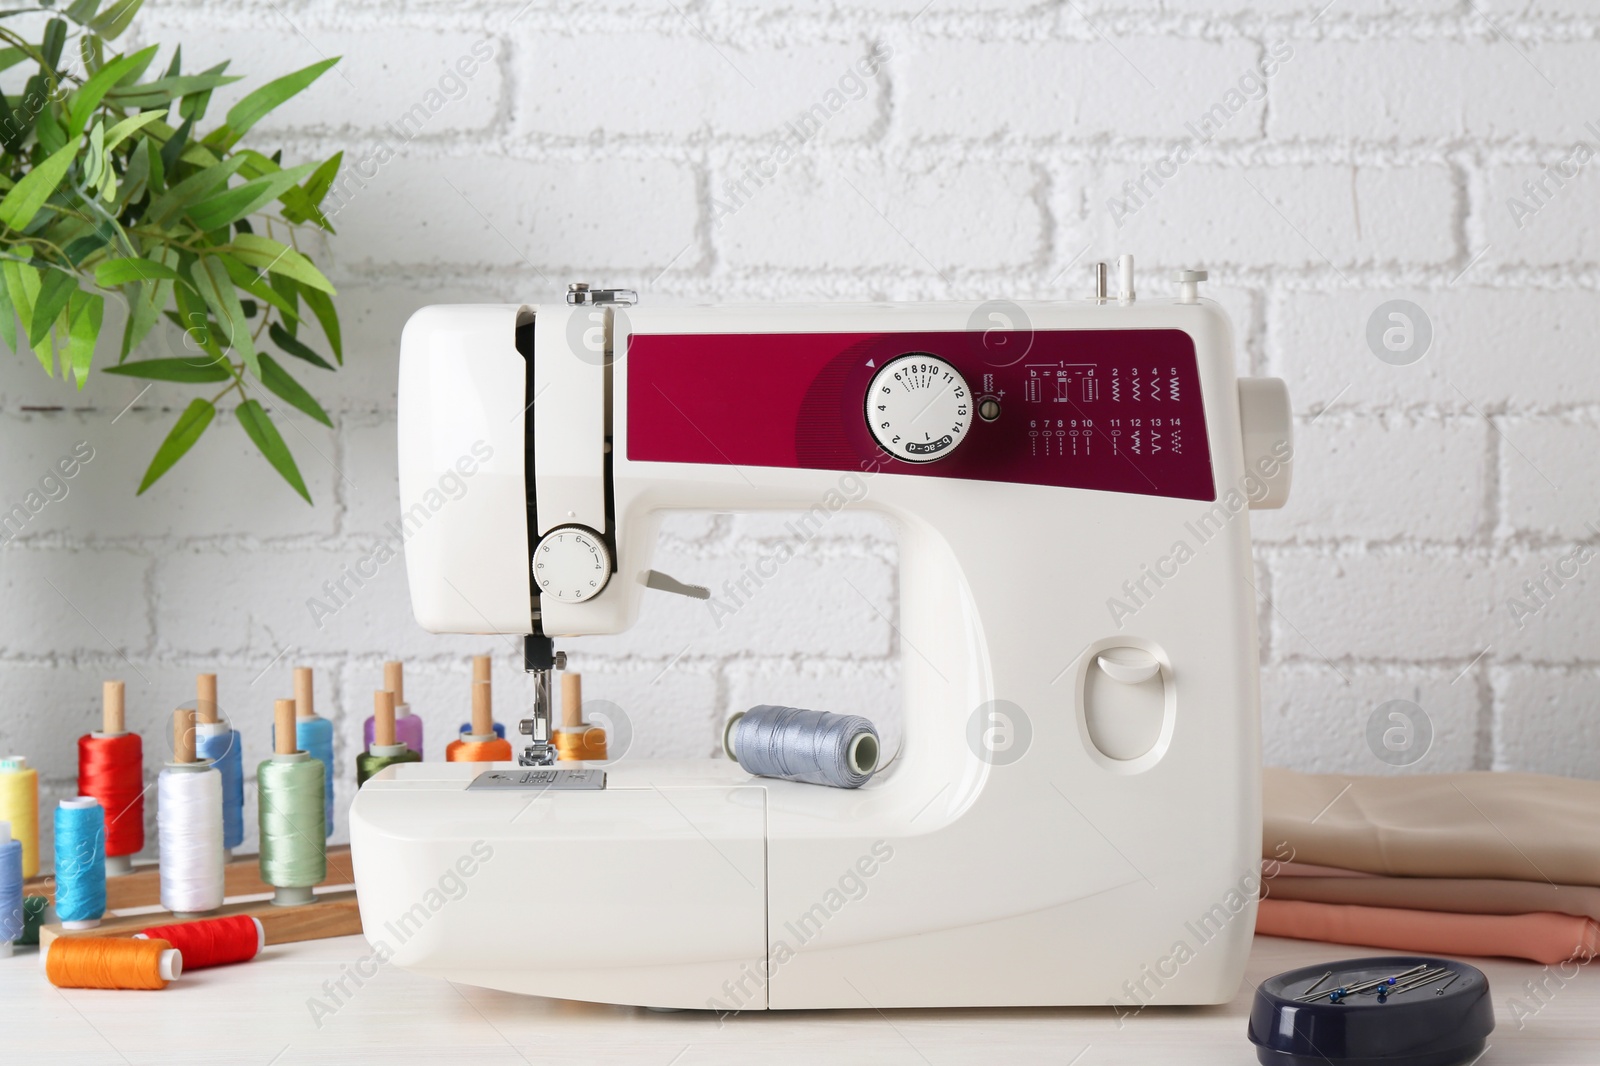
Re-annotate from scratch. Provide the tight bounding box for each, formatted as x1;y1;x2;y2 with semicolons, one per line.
1264;871;1600;923
1263;767;1600;886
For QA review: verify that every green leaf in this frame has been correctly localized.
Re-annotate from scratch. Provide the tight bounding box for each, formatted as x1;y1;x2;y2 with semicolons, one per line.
237;398;310;502
301;285;341;363
0;266;14;352
95;257;186;287
185;161;316;231
190;255;257;375
41;18;66;69
102;110;165;154
172;279;224;361
145;152;246;225
258;353;331;426
219;255;299;324
104;357;231;382
90;0;146;41
107;70;241;113
66;290;103;388
225;57;339;143
280;151;342;229
120;244;178;359
29;270;77;347
0;140;78;230
66;0;103;25
268;321;332;370
2;258;41;371
138;397;214;494
225;233;335;294
68;45;158;138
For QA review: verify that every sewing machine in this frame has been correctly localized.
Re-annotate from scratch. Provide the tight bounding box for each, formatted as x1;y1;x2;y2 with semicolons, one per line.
349;259;1294;1010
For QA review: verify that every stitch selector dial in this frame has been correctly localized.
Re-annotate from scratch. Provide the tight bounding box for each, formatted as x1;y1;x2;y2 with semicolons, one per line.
533;525;611;603
865;354;972;463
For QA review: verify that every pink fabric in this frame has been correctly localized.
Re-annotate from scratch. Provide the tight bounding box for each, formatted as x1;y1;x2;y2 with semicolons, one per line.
1256;898;1600;965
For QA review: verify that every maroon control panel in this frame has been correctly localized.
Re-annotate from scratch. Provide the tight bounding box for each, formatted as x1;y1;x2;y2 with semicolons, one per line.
626;328;1217;502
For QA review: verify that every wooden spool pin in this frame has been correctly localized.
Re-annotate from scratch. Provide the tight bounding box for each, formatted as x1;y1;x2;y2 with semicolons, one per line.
374;691;397;748
102;681;125;735
196;673;218;726
471;681;493;738
294;667;315;719
172;708;195;765
384;661;404;706
274;700;298;756
562;673;583;730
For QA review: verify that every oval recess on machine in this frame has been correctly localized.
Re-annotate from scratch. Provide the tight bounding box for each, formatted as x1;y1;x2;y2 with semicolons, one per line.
1081;645;1171;768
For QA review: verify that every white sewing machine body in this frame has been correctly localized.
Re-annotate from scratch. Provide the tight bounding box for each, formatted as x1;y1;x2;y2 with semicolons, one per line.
351;285;1293;1010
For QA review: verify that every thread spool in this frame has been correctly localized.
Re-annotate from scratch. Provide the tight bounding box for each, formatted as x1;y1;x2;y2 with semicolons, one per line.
364;661;425;757
554;673;608;761
292;667;336;837
0;820;22;956
43;936;181;989
358;690;422;786
136;915;263;969
194;673;245;856
0;755;39;879
77;681;144;877
19;895;46;946
260;699;326;907
456;655;507;739
54;797;107;929
158;708;225;915
446;680;513;762
724;705;881;789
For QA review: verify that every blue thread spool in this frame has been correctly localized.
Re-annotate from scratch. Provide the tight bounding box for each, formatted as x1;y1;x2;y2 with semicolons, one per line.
294;716;334;837
724;705;881;789
55;797;107;930
196;723;244;852
0;819;22;955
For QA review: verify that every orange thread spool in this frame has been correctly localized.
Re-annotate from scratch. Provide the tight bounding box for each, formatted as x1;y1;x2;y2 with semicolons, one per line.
447;679;512;762
44;936;180;989
445;736;513;762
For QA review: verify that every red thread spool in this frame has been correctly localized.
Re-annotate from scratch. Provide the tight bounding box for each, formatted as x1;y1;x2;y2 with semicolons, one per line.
77;733;144;858
136;915;263;969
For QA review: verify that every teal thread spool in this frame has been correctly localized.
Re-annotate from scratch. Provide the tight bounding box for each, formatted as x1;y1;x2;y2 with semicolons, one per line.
54;797;107;929
291;667;335;836
260;699;326;906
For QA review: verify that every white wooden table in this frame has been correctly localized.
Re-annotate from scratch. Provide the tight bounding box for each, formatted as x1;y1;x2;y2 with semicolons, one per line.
4;934;1591;1064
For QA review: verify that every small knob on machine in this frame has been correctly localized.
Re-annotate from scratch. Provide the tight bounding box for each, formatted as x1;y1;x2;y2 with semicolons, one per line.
865;354;973;463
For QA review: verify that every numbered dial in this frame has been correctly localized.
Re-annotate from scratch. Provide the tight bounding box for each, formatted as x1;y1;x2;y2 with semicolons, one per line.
533;525;612;603
866;354;972;463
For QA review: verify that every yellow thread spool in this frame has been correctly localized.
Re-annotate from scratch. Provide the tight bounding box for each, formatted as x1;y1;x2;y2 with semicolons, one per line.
0;756;39;879
555;674;607;761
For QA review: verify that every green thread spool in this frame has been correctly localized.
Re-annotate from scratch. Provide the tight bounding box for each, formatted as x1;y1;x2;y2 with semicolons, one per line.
356;747;420;786
19;894;47;946
259;698;327;909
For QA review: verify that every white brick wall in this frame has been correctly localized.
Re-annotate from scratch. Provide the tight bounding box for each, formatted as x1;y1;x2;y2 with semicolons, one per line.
4;0;1599;865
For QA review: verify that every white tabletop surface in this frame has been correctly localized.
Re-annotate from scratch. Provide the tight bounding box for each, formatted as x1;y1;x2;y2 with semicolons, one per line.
3;933;1589;1065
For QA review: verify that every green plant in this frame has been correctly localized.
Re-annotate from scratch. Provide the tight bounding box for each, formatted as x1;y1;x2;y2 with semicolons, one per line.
0;0;345;502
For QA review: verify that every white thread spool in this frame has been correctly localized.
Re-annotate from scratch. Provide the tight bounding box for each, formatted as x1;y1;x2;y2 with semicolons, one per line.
158;709;224;916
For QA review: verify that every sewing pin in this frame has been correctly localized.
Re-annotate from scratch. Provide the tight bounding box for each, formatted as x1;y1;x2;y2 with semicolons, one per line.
1389;969;1452;997
1303;971;1333;997
1434;973;1460;996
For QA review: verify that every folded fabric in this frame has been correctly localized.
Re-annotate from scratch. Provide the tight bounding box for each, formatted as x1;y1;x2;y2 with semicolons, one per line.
1264;767;1600;886
1265;870;1600;924
1256;898;1600;965
1269;861;1378;879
